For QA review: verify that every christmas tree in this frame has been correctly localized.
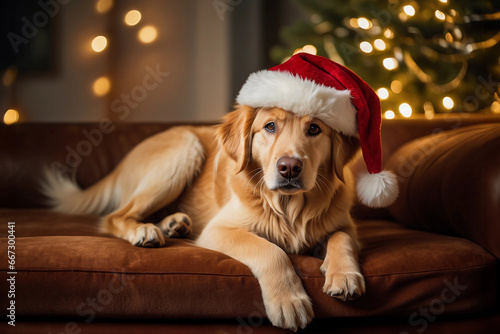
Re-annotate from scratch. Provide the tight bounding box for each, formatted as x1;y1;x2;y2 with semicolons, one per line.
270;0;500;118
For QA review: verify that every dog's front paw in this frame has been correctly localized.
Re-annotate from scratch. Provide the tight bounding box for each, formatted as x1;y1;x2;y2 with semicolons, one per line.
322;271;365;301
129;223;165;248
261;277;314;331
265;293;314;331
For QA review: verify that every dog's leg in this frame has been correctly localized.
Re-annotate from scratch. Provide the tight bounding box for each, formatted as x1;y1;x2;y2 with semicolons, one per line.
156;212;192;238
196;223;314;331
99;127;205;247
103;193;169;248
320;223;365;301
103;182;198;247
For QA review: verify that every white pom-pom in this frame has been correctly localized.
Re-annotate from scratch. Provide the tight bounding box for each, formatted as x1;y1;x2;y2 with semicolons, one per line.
356;170;399;208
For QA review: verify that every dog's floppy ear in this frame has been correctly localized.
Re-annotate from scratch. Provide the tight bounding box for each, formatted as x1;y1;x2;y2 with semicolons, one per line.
216;105;257;174
331;131;361;182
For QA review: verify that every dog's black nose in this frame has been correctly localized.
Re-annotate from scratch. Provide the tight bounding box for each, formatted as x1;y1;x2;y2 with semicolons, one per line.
277;157;303;179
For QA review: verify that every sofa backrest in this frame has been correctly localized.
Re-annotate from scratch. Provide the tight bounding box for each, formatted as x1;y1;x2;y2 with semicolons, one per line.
1;115;499;209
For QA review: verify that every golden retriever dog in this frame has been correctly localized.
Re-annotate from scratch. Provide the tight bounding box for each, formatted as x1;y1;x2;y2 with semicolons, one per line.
43;105;365;331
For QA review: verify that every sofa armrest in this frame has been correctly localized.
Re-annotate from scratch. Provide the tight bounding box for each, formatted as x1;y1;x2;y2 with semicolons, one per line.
385;123;500;258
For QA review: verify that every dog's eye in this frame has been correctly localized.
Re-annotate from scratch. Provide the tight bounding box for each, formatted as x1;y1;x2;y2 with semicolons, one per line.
307;123;322;136
264;122;276;133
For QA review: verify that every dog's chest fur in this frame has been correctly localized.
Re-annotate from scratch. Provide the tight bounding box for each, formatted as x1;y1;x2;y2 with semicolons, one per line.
248;193;333;254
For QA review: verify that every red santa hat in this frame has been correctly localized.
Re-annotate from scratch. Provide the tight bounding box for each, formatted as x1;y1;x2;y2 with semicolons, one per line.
236;53;398;208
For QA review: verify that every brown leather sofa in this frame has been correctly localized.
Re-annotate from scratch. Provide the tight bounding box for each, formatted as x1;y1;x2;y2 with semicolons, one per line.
1;114;499;333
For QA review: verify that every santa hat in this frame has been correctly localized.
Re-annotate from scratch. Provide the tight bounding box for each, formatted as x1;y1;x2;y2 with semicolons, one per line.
236;53;398;208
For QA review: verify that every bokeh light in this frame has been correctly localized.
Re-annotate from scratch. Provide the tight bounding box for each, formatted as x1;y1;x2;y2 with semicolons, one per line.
383;57;398;70
403;5;416;16
357;17;372;29
138;25;158;44
124;10;142;26
302;44;317;55
92;76;111;96
435;10;446;20
360;41;373;53
442;96;454;110
4;109;19;125
399;103;413;117
377;88;389;100
374;39;386;51
91;36;107;52
96;0;113;14
384;110;395;119
491;101;500;113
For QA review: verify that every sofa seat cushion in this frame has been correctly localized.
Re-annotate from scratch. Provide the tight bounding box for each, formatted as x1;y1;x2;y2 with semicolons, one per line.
0;209;496;320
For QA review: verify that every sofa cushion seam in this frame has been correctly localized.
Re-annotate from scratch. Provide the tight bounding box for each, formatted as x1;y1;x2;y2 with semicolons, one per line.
2;261;494;279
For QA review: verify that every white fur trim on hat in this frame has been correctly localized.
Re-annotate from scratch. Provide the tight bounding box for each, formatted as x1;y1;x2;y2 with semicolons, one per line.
356;170;399;208
236;70;358;136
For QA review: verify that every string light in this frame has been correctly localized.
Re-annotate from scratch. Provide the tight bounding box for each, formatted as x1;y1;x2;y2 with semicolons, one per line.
357;17;372;29
391;80;403;93
384;28;394;39
302;45;317;55
349;18;359;28
374;39;386;51
3;109;19;125
383;57;398;70
124;10;142;26
424;102;435;119
138;25;158;44
442;96;454;110
91;36;107;52
291;45;317;55
398;12;408;22
371;25;382;35
403;5;416;17
360;41;373;53
92;76;111;96
492;101;500;113
384;110;395;119
399;103;412;117
2;66;18;86
435;10;446;21
377;88;389;100
285;1;499;118
445;32;453;43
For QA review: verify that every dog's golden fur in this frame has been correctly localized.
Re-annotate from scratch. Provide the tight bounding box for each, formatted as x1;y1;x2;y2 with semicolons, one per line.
43;105;365;331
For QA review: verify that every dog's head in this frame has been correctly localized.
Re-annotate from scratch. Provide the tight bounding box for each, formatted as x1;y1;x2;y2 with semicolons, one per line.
217;105;360;195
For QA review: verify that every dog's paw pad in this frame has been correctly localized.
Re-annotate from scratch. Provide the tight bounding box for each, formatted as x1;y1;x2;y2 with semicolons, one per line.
157;213;192;238
142;239;160;248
